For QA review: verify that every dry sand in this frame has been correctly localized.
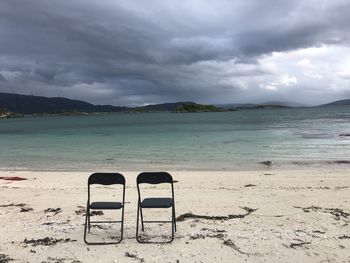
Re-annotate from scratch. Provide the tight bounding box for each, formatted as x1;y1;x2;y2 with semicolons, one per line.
0;169;349;262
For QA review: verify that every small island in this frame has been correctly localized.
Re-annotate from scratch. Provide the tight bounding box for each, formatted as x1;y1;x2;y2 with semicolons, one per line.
175;103;224;113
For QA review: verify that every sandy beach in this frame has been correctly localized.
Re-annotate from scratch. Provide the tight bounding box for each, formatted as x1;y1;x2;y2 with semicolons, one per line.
0;168;349;262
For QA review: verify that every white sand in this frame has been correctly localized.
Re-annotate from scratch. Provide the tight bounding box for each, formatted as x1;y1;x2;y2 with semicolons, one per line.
0;169;349;262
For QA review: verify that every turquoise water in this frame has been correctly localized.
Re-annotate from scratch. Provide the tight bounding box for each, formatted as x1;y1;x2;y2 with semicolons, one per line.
1;106;350;171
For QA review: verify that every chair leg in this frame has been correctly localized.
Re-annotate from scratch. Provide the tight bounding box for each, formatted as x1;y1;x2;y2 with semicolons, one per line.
139;206;145;231
120;207;124;240
169;207;174;243
83;209;88;244
136;203;140;242
87;207;91;233
172;206;177;232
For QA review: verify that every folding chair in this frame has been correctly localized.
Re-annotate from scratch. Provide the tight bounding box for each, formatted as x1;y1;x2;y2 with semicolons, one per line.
84;172;125;245
136;172;176;243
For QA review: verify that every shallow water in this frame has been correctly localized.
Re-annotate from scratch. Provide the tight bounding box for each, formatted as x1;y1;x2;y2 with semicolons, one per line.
1;106;350;170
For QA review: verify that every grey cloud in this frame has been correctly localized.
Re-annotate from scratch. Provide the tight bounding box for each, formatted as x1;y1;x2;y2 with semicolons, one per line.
0;0;350;105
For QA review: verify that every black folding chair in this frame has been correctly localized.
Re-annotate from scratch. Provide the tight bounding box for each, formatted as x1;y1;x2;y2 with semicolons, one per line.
136;172;176;243
84;172;125;245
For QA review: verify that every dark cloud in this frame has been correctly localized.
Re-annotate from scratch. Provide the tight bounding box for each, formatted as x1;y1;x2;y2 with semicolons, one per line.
0;0;350;105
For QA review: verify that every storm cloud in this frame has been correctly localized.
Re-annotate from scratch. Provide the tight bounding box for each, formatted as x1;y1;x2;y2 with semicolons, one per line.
1;0;350;105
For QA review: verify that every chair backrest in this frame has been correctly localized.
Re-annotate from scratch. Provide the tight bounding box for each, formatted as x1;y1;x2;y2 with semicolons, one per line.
87;173;126;204
88;172;125;186
137;172;173;185
136;172;174;202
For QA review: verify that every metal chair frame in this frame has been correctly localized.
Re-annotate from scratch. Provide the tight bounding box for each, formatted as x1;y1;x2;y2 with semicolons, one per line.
136;172;176;243
84;172;125;245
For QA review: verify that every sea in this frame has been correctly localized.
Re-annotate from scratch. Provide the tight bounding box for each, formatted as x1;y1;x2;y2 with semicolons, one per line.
1;106;350;171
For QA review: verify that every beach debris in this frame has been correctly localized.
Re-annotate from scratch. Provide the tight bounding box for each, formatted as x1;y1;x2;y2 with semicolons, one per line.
223;239;253;255
45;257;81;263
0;254;13;262
283;239;311;249
244;184;256;188
335;186;350;190
23;237;77;247
0;203;26;207
91;225;107;230
124;252;145;263
74;206;86;215
190;229;226;240
201;227;226;233
338;235;350;239
74;206;103;216
312;230;326;234
44;208;62;215
0;176;27;181
177;206;258;222
20;207;33;212
90;210;104;216
332;160;350;165
294;206;349;220
0;203;33;212
190;234;206;240
42;220;70;226
259;161;272;168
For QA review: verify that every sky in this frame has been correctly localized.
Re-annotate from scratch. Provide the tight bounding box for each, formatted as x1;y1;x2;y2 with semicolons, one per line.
1;0;350;106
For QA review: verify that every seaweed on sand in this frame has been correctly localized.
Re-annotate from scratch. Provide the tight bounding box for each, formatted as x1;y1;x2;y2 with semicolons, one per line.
177;206;258;222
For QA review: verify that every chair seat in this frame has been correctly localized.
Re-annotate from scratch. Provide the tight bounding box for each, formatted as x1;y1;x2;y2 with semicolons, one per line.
89;202;123;210
140;198;173;208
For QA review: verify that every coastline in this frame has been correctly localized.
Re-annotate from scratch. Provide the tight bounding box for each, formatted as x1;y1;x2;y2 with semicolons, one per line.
1;168;349;262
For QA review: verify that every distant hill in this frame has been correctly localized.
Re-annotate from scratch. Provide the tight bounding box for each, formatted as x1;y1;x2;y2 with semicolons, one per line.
131;102;195;112
0;92;220;115
318;99;350;107
4;92;339;116
218;100;304;109
260;101;306;107
0;92;128;114
218;103;291;110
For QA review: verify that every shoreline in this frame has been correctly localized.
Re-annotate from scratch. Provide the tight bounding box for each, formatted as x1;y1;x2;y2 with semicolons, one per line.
1;168;349;262
1;160;350;172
